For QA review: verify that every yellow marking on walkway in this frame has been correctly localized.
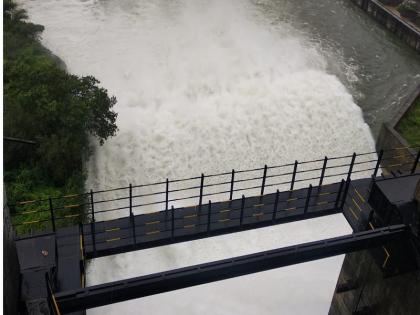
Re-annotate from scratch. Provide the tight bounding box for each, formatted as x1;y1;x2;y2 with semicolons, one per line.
218;219;230;223
354;188;366;203
64;204;80;209
382;247;391;268
65;214;80;218
184;214;197;219
285;207;296;211
317;201;328;206
64;194;79;198
253;203;264;207
51;293;61;315
287;198;297;202
146;230;160;235
146;220;160;225
388;163;402;168
105;227;120;232
79;234;84;260
319;192;330;196
23;220;40;225
348;206;359;220
352;198;363;213
21;210;38;214
106;237;121;242
253;212;264;217
184;224;195;229
219;209;230;213
19;200;37;205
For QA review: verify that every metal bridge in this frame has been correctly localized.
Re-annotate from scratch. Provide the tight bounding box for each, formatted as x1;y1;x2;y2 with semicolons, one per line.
10;147;420;315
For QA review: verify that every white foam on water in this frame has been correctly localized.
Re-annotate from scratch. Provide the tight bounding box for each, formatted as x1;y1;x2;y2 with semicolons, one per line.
20;0;375;313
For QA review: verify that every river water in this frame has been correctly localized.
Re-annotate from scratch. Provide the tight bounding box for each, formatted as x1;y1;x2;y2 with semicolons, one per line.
20;0;420;314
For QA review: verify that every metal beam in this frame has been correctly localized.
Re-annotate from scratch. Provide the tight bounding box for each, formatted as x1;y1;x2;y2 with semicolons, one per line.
56;225;407;314
4;136;37;145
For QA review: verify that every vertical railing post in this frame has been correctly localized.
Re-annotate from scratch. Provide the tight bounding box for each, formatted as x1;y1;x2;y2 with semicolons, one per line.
272;189;279;222
171;205;175;239
90;189;96;257
261;165;268;196
207;200;212;233
79;223;85;287
335;179;345;209
411;150;420;174
240;195;245;226
129;185;136;245
341;178;352;210
367;209;374;230
129;184;133;217
347;153;357;182
229;169;235;201
199;173;204;210
290;160;298;191
131;212;136;245
340;152;356;209
373;149;384;178
49;197;56;232
319;156;328;187
165;178;169;211
304;184;312;214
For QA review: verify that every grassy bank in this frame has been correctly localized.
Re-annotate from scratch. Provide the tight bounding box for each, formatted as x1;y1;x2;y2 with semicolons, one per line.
3;1;118;233
397;97;420;147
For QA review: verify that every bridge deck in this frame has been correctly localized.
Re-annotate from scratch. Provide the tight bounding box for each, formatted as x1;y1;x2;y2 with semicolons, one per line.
82;181;343;258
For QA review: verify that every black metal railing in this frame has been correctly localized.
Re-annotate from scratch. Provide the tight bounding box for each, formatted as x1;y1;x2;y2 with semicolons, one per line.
10;147;419;235
83;182;345;255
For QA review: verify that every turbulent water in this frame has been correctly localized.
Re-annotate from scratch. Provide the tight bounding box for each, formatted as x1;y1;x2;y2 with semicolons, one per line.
20;0;420;314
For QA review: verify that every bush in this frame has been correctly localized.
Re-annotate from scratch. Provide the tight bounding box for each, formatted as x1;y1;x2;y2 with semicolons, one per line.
397;0;420;20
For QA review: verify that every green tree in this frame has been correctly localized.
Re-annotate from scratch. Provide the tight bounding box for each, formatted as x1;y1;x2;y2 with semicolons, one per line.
4;0;118;204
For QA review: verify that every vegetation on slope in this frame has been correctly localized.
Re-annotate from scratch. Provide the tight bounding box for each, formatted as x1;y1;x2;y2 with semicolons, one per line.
397;97;420;147
3;1;118;231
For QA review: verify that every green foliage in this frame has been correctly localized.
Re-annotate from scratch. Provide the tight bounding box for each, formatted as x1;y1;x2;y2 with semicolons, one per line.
3;1;118;225
397;0;420;21
379;0;404;6
397;98;420;147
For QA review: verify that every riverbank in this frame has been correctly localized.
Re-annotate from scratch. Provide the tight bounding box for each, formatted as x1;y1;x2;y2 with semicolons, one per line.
3;1;118;233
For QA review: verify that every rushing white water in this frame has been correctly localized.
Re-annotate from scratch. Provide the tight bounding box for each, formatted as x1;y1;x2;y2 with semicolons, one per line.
21;0;376;313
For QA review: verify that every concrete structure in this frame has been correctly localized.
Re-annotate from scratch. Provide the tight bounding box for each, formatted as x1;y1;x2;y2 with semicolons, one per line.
3;190;21;315
351;0;420;53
